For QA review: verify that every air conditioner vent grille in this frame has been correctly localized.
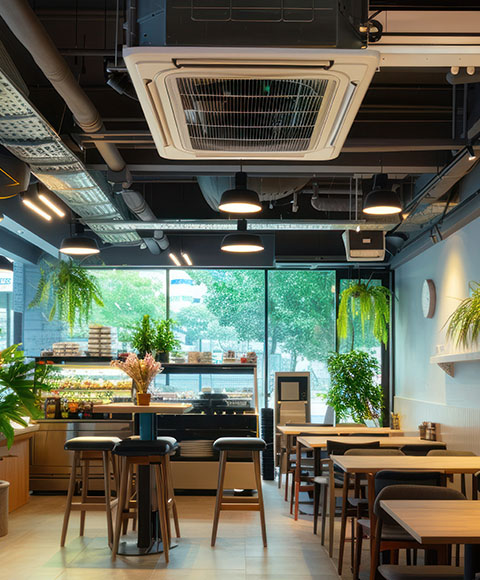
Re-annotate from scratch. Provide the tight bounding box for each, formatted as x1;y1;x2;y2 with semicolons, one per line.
176;77;330;152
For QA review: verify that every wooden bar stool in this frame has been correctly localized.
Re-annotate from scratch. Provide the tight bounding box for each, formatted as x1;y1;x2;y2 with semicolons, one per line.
122;435;181;539
211;437;267;548
112;438;174;563
60;436;120;548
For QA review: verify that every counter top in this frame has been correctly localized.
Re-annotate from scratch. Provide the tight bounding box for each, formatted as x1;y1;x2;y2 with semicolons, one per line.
94;402;193;414
0;424;39;446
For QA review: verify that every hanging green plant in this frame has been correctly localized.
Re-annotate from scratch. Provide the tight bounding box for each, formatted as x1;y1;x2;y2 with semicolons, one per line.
445;281;480;349
337;279;393;347
29;259;104;335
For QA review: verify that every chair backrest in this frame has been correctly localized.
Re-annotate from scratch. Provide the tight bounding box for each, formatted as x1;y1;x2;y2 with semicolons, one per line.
373;484;465;522
324;406;335;425
326;439;380;456
401;443;447;456
427;449;476;456
345;448;404;456
374;469;445;496
335;422;367;427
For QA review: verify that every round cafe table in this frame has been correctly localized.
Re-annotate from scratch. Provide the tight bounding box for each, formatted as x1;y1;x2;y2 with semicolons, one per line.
94;402;192;555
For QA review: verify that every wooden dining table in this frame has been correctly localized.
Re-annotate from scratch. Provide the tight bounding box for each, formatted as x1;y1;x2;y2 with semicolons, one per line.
277;425;404;491
330;455;480;573
94;402;192;555
381;500;480;580
295;437;445;556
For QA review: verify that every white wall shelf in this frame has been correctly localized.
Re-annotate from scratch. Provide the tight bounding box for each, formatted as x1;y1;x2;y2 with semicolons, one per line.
430;351;480;377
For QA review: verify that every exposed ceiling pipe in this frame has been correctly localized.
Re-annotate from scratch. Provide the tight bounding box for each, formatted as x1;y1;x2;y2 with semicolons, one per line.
121;189;169;253
0;0;125;175
0;0;169;253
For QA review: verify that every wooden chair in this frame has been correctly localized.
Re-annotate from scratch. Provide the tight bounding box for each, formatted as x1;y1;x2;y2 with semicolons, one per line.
354;471;447;580
312;440;381;548
337;448;405;576
211;437;267;547
375;485;465;580
60;436;120;548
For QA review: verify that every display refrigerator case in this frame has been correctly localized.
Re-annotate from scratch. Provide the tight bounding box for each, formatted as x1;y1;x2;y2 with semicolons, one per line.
152;363;259;490
31;358;260;491
31;357;134;491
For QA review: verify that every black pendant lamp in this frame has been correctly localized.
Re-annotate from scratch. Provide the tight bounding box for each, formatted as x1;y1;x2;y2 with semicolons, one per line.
60;236;100;256
221;219;264;253
363;174;402;215
0;256;13;275
219;172;262;214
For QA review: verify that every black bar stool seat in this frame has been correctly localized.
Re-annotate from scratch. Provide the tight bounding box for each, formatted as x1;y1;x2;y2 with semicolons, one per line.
213;437;266;451
211;436;267;548
64;436;120;451
113;438;173;456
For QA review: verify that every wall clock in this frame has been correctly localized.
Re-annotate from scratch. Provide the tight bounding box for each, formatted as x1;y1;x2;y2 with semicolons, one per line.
422;279;436;318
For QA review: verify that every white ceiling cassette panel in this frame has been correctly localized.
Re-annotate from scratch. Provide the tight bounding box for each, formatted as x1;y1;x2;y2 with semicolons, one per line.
124;47;379;161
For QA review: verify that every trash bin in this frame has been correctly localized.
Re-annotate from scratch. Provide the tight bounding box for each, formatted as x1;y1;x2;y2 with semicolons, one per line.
0;481;9;537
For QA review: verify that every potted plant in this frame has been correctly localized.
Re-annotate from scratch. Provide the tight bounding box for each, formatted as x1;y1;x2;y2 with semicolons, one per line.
0;344;52;536
324;350;383;424
29;259;103;334
111;353;162;405
154;319;180;363
130;314;156;357
445;281;480;349
337;278;393;348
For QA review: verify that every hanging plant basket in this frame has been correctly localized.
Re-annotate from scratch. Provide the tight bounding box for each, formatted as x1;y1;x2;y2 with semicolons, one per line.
337;279;393;347
29;259;103;334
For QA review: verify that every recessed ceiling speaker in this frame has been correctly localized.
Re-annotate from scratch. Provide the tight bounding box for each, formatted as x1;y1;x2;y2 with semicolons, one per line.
342;230;386;262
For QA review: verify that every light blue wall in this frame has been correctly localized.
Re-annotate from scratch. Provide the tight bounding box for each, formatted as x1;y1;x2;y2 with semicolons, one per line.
394;216;480;435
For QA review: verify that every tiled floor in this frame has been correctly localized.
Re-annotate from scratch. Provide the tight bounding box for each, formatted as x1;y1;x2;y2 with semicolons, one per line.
0;482;349;580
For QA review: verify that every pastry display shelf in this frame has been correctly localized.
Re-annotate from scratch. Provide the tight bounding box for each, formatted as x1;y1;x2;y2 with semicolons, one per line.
430;351;480;377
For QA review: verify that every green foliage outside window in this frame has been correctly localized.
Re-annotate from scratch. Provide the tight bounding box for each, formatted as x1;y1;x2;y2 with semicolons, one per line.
325;350;383;423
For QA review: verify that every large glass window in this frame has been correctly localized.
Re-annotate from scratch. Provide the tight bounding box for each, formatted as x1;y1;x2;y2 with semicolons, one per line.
166;270;265;405
267;271;336;420
44;266;389;418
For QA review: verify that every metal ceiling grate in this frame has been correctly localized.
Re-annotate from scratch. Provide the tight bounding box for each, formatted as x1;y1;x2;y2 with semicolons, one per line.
177;77;329;152
0;68;140;244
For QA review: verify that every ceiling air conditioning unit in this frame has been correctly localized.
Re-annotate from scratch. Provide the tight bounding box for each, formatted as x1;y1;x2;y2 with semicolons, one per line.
342;230;386;262
123;47;379;161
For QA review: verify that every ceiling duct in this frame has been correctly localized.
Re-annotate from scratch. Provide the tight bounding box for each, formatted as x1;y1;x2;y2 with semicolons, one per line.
121;189;169;254
0;0;168;252
0;0;125;174
197;175;309;211
0;63;139;245
124;47;379;161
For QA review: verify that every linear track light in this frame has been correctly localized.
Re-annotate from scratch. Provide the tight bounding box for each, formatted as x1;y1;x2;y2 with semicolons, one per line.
38;193;66;217
22;198;52;221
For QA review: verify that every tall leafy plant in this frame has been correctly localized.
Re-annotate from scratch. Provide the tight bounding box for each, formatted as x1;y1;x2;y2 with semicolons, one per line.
154;319;180;355
0;345;52;448
445;281;480;349
325;350;383;424
130;314;156;357
337;279;392;348
29;259;103;334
